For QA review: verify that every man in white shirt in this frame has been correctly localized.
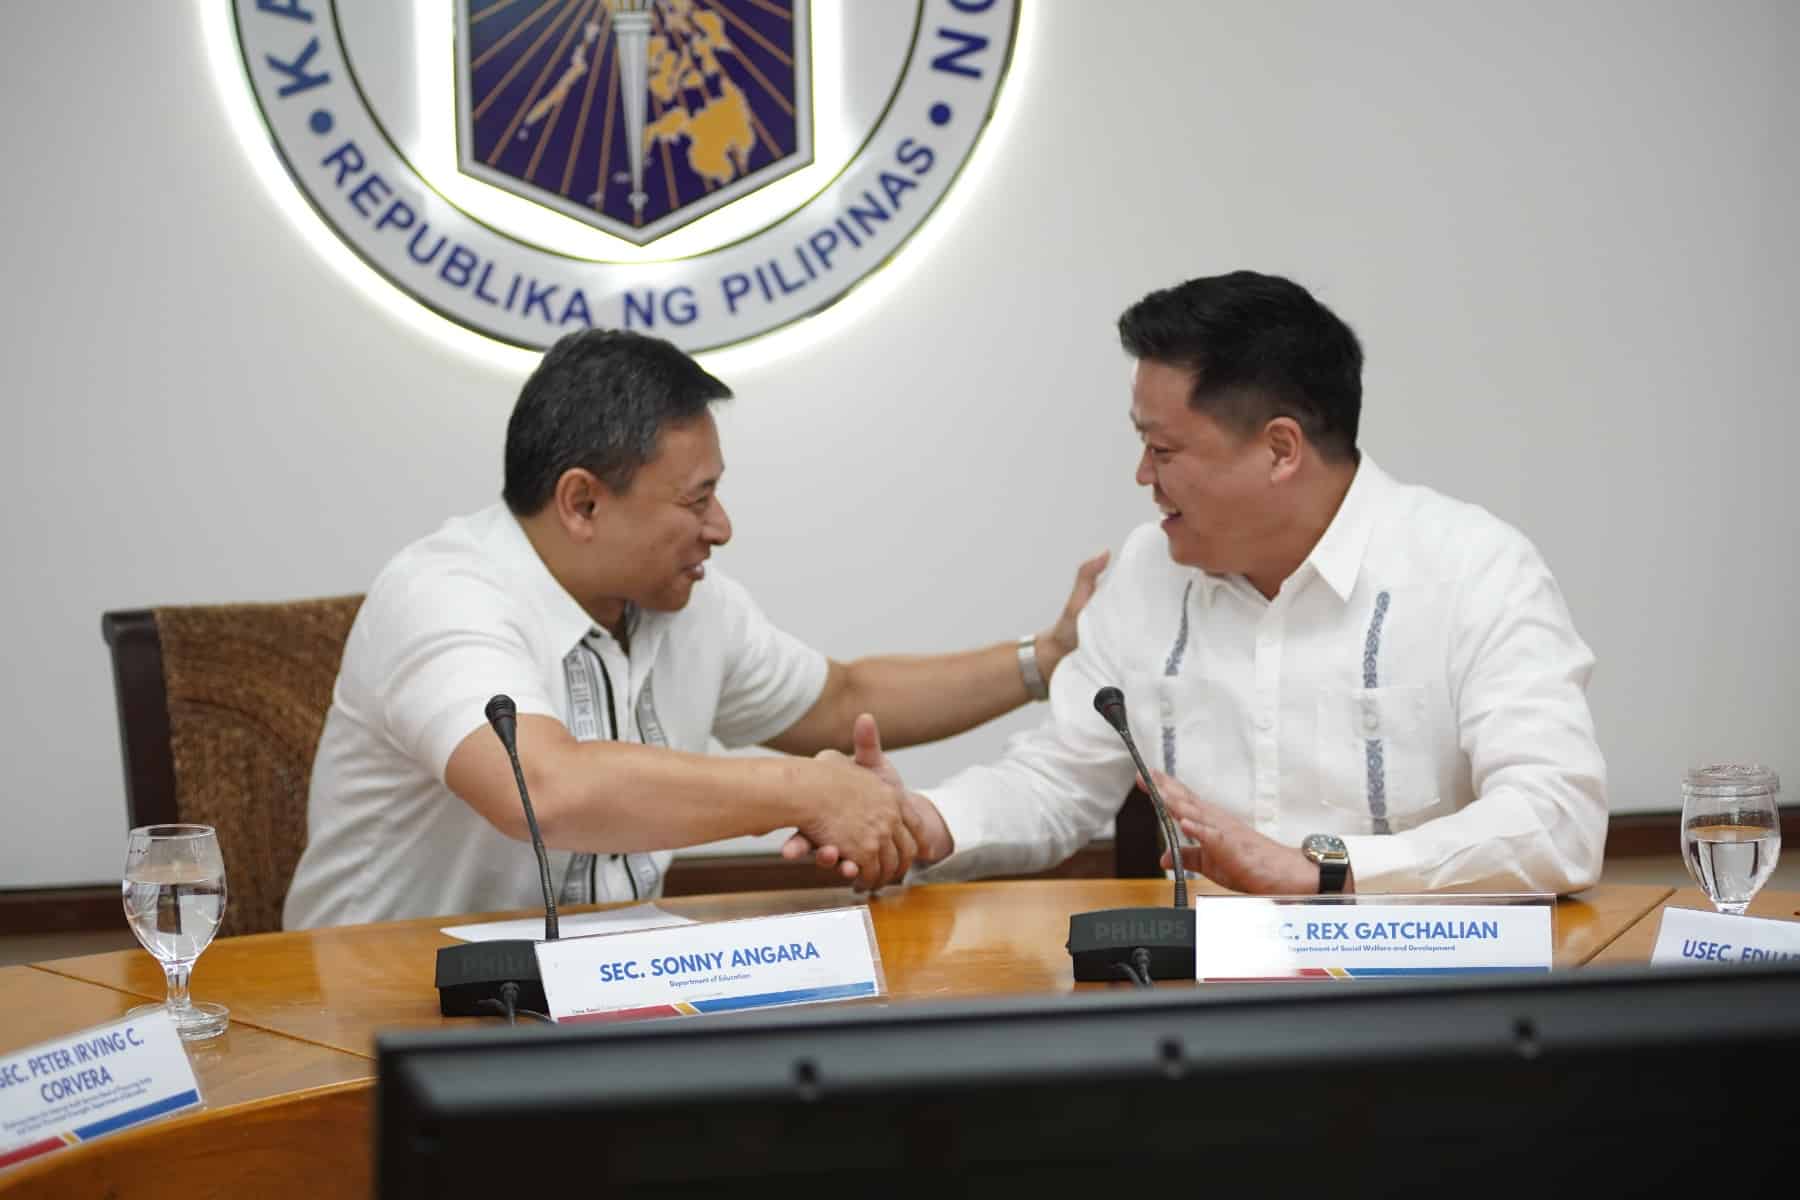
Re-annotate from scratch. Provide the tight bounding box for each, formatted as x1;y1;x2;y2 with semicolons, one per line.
283;330;1105;928
795;271;1607;895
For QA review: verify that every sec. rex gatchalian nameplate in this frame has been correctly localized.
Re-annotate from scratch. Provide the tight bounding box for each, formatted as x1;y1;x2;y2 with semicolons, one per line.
1192;897;1554;981
229;0;1019;351
0;1009;201;1172
534;905;884;1022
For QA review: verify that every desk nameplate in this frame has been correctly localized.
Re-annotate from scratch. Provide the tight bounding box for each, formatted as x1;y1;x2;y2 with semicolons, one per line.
1651;905;1800;966
1193;896;1554;980
0;1009;200;1171
536;905;885;1022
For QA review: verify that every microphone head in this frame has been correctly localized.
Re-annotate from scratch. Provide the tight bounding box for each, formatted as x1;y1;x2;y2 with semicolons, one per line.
1092;686;1127;730
485;694;517;729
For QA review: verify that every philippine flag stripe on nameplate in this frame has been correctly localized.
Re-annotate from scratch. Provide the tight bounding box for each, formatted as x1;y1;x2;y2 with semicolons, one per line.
687;980;877;1013
1328;966;1547;977
0;1138;67;1170
535;905;884;1023
69;1088;202;1141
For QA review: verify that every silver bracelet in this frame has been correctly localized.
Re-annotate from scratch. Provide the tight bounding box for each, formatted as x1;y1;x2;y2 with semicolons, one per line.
1016;635;1049;701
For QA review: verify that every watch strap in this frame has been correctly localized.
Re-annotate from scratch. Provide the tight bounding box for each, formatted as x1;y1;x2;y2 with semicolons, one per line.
1016;635;1048;701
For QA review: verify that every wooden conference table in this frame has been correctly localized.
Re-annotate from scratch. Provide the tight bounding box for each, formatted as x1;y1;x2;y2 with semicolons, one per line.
2;879;1682;1198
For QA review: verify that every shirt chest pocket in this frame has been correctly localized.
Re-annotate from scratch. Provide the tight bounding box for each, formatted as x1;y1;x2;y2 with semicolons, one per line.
1314;685;1440;830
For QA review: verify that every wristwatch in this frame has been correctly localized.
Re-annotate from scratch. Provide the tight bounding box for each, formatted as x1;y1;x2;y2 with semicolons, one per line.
1301;834;1350;894
1016;635;1049;701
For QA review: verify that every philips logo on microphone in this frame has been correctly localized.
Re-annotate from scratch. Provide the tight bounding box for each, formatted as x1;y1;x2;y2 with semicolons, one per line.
450;944;537;982
1091;916;1187;946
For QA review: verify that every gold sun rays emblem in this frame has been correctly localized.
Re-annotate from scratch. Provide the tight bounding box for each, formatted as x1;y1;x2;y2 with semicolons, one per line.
457;0;812;246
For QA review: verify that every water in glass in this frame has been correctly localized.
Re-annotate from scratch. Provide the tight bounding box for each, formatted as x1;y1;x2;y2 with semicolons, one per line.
122;864;225;963
1681;765;1781;916
122;824;231;1040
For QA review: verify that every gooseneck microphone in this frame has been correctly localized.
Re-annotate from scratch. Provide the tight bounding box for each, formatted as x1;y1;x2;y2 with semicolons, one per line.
1092;686;1187;909
434;694;559;1019
1064;685;1198;984
486;694;558;942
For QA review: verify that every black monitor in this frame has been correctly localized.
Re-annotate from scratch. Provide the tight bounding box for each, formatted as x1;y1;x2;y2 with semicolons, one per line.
375;961;1800;1195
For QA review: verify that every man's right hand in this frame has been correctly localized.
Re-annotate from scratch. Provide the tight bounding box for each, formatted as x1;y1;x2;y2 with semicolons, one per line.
782;713;951;887
788;713;920;889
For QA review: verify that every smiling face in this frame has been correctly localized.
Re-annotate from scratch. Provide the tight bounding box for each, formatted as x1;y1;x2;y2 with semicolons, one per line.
1130;358;1285;574
590;410;733;615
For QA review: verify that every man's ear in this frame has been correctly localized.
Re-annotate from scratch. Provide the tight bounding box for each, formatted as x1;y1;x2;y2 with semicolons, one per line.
1264;417;1305;484
552;468;607;538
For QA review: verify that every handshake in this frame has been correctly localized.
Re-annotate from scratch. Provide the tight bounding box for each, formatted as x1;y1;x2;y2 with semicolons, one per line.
779;713;951;891
777;703;1328;898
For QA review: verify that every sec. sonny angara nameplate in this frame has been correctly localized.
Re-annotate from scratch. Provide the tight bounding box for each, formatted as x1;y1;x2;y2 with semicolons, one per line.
231;0;1019;350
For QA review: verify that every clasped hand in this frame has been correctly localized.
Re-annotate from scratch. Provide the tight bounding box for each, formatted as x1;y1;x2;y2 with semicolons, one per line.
783;713;947;891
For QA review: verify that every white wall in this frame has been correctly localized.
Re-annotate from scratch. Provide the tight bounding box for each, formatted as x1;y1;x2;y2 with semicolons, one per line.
4;1;1795;889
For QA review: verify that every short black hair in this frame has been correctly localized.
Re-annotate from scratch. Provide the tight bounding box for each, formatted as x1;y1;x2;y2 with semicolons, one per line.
502;329;732;515
1117;271;1363;462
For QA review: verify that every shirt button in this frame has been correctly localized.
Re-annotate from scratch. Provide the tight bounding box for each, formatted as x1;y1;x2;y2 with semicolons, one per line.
1256;712;1274;731
1362;707;1380;734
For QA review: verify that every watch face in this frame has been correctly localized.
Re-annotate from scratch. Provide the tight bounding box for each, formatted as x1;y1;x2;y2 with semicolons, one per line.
1303;834;1348;864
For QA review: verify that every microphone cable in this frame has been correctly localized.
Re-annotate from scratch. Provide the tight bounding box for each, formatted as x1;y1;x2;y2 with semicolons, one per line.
479;981;521;1025
478;981;556;1025
1113;947;1155;989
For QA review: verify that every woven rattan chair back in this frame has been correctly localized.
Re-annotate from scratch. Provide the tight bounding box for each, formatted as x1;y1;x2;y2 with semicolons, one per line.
102;595;363;937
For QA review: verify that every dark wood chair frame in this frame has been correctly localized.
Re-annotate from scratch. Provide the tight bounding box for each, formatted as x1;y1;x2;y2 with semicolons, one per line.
101;610;179;829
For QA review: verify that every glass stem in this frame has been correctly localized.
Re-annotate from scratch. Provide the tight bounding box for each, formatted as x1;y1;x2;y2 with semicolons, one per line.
164;961;194;1014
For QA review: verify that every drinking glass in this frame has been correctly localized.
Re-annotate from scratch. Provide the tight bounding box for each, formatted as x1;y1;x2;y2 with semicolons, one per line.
121;824;230;1040
1681;765;1781;916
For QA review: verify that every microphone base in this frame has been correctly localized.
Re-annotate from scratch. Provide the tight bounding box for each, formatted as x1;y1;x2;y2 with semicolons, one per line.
1066;907;1197;982
434;940;550;1018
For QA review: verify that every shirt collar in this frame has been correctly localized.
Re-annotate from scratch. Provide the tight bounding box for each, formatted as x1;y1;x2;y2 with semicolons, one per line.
1189;455;1389;607
1192;568;1229;606
488;504;598;656
1304;455;1389;604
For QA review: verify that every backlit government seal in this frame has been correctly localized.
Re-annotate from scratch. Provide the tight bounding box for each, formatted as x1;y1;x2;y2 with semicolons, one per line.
231;0;1019;351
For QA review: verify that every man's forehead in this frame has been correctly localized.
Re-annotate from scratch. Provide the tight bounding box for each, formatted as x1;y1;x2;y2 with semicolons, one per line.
1128;360;1147;428
1129;398;1173;434
670;445;724;490
641;415;723;485
1129;359;1189;413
